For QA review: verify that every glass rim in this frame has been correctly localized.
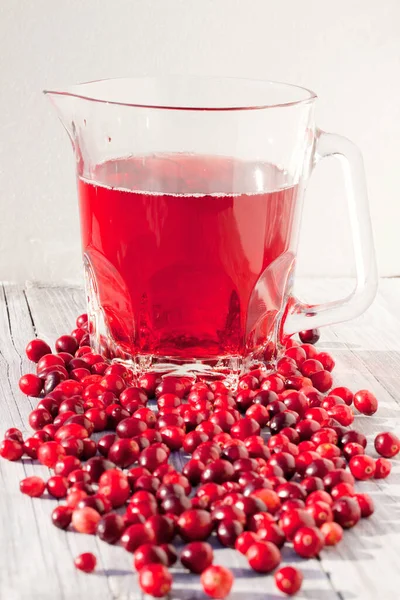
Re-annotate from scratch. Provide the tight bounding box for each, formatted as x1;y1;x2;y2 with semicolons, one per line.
44;75;317;111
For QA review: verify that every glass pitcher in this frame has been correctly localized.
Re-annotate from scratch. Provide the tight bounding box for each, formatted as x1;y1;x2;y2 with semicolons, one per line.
45;76;377;387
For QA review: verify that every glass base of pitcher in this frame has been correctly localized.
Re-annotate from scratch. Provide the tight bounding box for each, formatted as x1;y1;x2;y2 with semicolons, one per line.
110;353;256;391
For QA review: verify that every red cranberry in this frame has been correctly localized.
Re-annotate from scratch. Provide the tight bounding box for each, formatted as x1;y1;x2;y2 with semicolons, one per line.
139;446;169;471
341;430;367;449
181;541;213;574
235;531;260;554
116;417;147;438
193;442;221;464
159;544;178;567
331;483;355;500
301;359;323;378
330;386;353;405
246;541;281;573
134;544;168;571
269;411;297;434
96;512;125;544
299;329;320;344
74;552;96;573
310;370;332;393
320;521;343;545
98;468;130;507
268;452;296;478
22;437;41;459
258;522;285;548
121;523;155;552
247;512;275;532
374;431;399;458
144;515;175;544
72;506;101;534
177;509;213;541
353;389;378;415
200;565;233;599
349;455;376;480
355;493;374;518
230;418;260;440
304;458;334;479
83;457;116;483
47;476;68;498
250;489;281;514
293;525;324;558
332;496;361;528
201;459;235;484
161;494;191;515
20;475;46;497
279;508;315;540
276;482;306;501
108;439;139;468
37;441;65;467
275;565;303;596
217;520;243;547
375;457;392;479
0;439;24;461
138;563;172;598
301;476;324;494
51;505;73;529
323;469;354;491
19;374;43;397
26;339;52;362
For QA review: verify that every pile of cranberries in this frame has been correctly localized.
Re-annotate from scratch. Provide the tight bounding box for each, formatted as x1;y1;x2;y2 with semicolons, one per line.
1;319;399;598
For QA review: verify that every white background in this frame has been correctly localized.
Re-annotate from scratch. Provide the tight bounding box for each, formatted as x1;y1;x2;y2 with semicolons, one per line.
0;0;399;285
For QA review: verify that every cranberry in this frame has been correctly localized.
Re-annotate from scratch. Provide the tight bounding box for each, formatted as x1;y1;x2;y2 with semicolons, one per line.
349;455;376;480
201;565;234;599
138;563;172;598
275;566;303;596
332;496;361;528
268;452;296;478
217;520;243;547
98;468;130;507
310;370;332;393
19;475;46;497
301;476;324;494
161;494;191;515
230;418;260;440
178;541;213;574
279;508;315;540
375;457;392;479
201;459;235;484
182;459;206;486
250;488;281;514
82;438;98;460
47;476;68;498
192;442;221;464
36;441;65;467
74;552;96;573
246;541;281;573
234;531;259;554
134;544;168;571
306;500;333;527
258;522;285;548
83;457;116;483
55;335;78;354
25;339;52;362
374;431;399;458
177;509;213;541
299;329;320;344
0;439;24;461
341;430;367;449
293;525;324;558
323;469;354;491
353;389;378;415
247;511;275;532
19;373;43;397
331;483;355;500
315;352;335;372
139;445;169;471
22;437;41;459
159;426;185;451
305;458;334;479
269;411;297;434
159;543;178;567
108;439;139;468
329;386;353;405
51;505;73;530
355;493;375;518
72;506;101;534
301;359;323;378
144;515;175;544
343;442;365;460
320;521;343;545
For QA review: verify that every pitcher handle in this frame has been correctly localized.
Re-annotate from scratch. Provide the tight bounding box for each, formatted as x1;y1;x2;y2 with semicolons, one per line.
284;129;378;336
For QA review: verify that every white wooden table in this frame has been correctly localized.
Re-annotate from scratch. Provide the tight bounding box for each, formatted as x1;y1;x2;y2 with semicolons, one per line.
0;280;399;600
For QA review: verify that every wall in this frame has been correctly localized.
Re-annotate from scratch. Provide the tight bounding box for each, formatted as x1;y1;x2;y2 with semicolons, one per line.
0;0;399;285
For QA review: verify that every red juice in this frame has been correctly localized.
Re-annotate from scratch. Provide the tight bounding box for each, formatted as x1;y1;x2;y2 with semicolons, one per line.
78;154;298;363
